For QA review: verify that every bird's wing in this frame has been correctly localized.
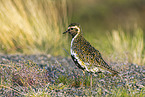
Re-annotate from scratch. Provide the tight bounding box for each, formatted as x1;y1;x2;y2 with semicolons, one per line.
77;39;118;74
77;39;102;66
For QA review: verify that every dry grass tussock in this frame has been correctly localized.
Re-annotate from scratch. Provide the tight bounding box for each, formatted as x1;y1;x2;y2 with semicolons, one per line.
0;0;68;55
108;28;145;65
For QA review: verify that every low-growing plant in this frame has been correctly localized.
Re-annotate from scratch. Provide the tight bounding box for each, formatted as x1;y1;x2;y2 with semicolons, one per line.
1;61;144;96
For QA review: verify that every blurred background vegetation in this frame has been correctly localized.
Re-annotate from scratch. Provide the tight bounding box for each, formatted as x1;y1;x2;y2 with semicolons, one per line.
0;0;144;65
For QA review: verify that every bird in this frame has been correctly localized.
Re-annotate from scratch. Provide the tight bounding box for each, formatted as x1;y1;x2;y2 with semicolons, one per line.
63;23;118;89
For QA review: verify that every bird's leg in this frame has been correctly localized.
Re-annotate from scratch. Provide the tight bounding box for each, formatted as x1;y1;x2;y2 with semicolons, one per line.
81;71;85;88
90;73;92;90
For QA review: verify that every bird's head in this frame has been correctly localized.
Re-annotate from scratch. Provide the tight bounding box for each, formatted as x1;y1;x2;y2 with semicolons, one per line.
63;23;81;38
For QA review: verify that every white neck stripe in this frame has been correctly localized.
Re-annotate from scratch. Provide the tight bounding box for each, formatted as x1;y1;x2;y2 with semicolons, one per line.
70;31;79;53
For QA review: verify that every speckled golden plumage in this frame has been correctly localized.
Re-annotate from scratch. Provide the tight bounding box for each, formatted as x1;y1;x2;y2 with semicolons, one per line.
63;23;118;75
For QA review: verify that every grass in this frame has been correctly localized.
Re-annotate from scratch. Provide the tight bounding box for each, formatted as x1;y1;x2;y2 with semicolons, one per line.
0;0;144;96
108;28;145;65
111;87;145;97
0;62;144;96
0;0;144;65
0;0;68;55
0;61;49;96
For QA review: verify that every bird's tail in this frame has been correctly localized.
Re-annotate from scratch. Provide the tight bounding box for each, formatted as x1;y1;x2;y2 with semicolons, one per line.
109;69;119;76
99;58;119;76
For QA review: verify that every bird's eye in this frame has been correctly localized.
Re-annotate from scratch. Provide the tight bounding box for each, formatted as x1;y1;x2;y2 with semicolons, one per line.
71;28;73;30
76;29;78;31
68;29;70;31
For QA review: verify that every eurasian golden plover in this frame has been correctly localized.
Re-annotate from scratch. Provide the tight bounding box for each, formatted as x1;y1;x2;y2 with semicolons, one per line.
63;23;118;88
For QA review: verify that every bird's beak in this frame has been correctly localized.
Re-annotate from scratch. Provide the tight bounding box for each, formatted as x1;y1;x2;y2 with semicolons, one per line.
63;30;68;34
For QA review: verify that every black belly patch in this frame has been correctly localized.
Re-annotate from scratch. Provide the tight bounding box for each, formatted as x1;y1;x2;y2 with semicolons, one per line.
71;55;85;70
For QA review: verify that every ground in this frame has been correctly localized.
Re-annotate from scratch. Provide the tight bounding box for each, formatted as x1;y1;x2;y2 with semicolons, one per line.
0;54;145;96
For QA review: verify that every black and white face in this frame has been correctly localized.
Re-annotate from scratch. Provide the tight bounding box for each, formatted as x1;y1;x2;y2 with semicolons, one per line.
63;23;81;38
